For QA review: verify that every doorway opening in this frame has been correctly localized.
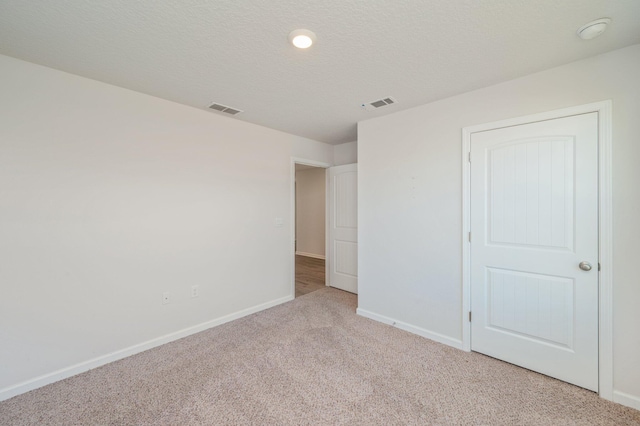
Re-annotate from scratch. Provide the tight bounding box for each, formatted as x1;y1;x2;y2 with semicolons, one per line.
294;163;328;298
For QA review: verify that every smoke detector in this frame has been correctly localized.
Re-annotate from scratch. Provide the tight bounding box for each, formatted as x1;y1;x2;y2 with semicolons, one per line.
577;18;611;40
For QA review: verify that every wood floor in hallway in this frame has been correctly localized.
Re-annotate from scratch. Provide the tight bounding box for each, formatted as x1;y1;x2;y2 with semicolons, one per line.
295;255;325;298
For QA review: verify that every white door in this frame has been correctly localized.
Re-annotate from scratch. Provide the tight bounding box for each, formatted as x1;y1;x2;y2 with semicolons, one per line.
328;164;358;294
470;113;598;391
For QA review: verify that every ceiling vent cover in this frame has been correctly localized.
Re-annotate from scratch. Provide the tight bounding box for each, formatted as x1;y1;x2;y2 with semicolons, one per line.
361;96;397;111
207;102;243;115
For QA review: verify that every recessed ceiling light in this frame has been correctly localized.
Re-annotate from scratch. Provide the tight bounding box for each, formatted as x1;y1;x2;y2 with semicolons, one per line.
289;29;316;49
577;18;611;40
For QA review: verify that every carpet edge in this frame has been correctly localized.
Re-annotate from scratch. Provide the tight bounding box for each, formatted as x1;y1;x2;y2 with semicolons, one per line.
613;390;640;411
356;307;464;350
0;293;294;402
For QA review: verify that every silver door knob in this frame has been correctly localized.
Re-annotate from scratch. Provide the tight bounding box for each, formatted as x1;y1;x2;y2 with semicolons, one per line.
579;261;592;271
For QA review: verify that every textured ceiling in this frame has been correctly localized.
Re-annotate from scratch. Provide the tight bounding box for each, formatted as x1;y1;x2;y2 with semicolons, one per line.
1;1;639;145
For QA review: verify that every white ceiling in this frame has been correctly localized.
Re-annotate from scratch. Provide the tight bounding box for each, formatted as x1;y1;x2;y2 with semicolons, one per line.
1;1;639;145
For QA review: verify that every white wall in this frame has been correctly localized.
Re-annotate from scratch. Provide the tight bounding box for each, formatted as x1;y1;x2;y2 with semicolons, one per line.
333;141;357;166
358;44;640;408
0;54;332;399
295;168;326;258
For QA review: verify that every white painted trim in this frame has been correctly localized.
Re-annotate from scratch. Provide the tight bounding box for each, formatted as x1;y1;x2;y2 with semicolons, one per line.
325;169;330;287
357;308;464;350
295;251;326;260
0;294;293;402
613;391;640;411
291;158;331;298
596;101;614;401
461;101;614;400
462;127;471;352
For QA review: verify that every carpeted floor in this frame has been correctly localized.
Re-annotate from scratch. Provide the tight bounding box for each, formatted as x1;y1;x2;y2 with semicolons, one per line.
1;288;639;425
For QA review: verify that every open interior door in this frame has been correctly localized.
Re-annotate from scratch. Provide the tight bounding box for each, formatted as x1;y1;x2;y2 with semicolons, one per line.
328;163;358;294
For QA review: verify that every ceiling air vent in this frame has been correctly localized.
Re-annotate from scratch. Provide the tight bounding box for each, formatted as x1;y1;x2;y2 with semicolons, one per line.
207;102;243;115
361;96;397;111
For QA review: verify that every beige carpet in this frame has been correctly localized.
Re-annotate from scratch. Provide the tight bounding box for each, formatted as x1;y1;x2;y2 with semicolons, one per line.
1;288;639;425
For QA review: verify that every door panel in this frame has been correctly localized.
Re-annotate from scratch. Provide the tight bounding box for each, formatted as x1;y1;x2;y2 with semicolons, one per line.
328;164;358;294
335;241;358;276
486;267;574;349
470;113;598;391
488;137;574;250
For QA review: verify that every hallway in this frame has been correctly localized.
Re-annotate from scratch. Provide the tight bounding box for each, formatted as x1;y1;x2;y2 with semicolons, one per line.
295;255;325;298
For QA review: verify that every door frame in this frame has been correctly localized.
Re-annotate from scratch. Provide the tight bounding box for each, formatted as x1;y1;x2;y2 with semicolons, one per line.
461;100;613;399
290;158;331;298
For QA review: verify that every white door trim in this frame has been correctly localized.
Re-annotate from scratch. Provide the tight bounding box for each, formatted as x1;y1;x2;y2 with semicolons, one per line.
290;158;331;298
461;100;613;400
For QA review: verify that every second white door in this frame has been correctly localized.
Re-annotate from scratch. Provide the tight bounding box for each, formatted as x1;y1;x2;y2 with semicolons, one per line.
328;164;358;294
470;112;599;391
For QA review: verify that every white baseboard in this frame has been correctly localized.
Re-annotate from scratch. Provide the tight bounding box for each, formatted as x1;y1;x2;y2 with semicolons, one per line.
613;390;640;411
356;311;640;411
295;251;326;260
0;294;294;402
356;308;463;350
